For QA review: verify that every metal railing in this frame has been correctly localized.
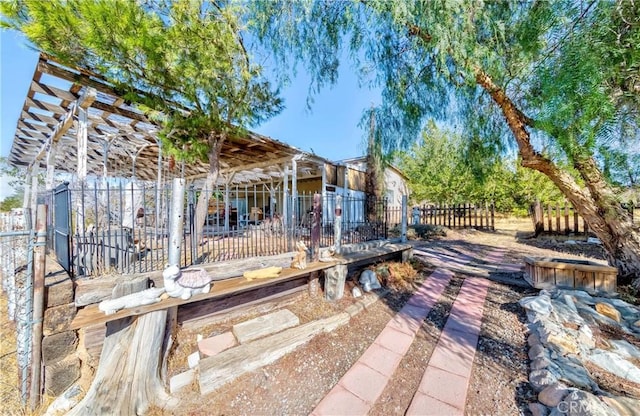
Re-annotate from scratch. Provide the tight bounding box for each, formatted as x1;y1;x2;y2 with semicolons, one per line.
43;183;391;278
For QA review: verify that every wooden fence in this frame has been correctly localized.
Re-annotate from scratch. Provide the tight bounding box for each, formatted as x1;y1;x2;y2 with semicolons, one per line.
387;203;495;231
530;201;637;236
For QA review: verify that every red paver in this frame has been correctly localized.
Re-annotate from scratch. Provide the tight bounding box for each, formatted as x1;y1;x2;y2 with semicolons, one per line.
359;343;404;377
416;365;469;406
374;325;418;355
314;248;505;416
311;267;454;416
198;332;237;357
427;329;478;377
311;384;369;416
406;392;463;416
407;250;505;414
388;311;422;335
338;362;388;404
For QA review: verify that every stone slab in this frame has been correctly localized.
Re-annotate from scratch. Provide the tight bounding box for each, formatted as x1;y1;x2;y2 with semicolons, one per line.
43;303;76;336
45;276;74;308
42;330;78;365
198;332;237;357
170;369;196;394
232;309;299;344
44;355;80;396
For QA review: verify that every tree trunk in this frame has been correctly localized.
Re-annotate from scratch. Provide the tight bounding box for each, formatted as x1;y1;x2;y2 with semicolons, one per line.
365;108;383;222
68;279;177;415
193;132;226;242
475;69;640;288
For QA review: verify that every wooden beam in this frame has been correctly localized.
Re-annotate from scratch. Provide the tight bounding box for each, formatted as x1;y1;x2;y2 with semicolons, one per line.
91;100;149;123
21;110;58;126
28;88;97;170
31;80;78;102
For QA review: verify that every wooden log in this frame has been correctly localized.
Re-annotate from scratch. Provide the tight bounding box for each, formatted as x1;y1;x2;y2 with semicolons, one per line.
199;312;351;395
67;279;176;415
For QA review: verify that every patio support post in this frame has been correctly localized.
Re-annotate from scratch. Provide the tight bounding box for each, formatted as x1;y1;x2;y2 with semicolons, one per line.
168;178;185;267
282;166;289;229
45;140;58;190
334;195;342;254
311;193;321;261
77;106;88;181
291;158;298;228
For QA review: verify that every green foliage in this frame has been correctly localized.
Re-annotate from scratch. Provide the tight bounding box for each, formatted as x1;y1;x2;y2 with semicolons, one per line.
2;0;283;163
397;123;564;212
0;195;22;212
250;0;639;188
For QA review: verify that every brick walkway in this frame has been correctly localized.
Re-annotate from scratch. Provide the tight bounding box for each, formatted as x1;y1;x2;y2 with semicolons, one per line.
312;248;506;416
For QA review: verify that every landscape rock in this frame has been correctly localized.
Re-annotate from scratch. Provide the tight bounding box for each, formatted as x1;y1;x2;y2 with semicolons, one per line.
529;402;550;416
609;339;640;359
45;277;74;308
530;369;559;392
601;396;640;416
538;382;571;407
546;332;580;355
595;302;621;323
529;343;549;361
520;294;552;317
550;390;617;416
587;349;640;383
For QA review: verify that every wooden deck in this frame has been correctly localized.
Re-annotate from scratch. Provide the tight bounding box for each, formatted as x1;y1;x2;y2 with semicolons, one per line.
70;261;331;330
70;242;412;330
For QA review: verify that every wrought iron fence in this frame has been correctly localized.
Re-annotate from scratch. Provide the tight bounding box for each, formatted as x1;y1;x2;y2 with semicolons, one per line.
44;183;391;277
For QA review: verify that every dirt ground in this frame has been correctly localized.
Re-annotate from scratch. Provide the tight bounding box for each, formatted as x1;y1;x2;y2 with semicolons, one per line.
1;216;635;415
155;217;624;416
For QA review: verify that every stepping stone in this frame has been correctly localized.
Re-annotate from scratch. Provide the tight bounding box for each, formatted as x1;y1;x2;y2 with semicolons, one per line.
232;309;300;344
198;332;237;357
170;369;196;394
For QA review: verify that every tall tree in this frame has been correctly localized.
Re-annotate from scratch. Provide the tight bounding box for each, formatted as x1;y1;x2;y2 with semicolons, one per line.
251;0;640;287
2;0;283;241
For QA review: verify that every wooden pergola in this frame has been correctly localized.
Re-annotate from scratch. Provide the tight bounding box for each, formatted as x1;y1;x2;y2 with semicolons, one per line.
7;54;329;190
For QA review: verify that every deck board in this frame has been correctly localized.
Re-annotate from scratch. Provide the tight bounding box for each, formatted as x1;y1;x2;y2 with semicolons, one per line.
70;261;333;329
70;243;412;330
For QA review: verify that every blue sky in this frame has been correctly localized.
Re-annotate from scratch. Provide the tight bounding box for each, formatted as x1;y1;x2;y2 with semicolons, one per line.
0;30;381;200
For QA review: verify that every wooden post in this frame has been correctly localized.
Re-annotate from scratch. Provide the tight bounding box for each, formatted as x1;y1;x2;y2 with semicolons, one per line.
564;202;570;234
555;203;561;234
311;193;321;262
547;204;553;233
574;208;579;235
490;201;495;231
401;195;408;243
30;204;47;410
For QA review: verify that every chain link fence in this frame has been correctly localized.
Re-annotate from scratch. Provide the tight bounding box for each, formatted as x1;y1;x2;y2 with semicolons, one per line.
0;210;34;409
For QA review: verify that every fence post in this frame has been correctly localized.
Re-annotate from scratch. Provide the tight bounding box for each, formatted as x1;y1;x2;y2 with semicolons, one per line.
334;195;342;254
30;204;47;409
311;193;321;262
490;202;495;231
401;195;408;243
169;178;185;268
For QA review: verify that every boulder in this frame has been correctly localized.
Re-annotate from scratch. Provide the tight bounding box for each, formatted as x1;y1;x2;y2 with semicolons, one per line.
538;382;571;407
42;331;78;365
595;302;621;323
530;369;559;392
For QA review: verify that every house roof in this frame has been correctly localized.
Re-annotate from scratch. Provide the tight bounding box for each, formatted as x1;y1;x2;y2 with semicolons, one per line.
7;54;326;186
340;156;409;182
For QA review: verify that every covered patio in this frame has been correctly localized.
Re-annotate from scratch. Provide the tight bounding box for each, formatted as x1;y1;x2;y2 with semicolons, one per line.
8;54;390;277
